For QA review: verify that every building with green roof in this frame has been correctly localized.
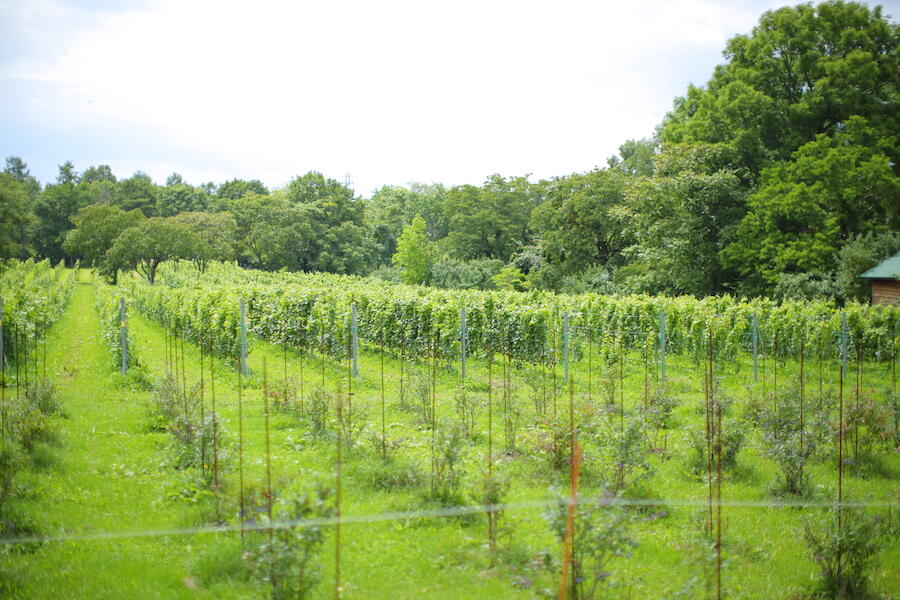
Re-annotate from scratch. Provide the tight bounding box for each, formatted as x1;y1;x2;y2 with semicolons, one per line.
860;251;900;305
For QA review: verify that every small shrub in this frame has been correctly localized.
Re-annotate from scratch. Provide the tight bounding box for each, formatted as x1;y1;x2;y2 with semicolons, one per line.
684;421;745;479
0;441;25;507
338;400;368;450
8;404;53;454
306;386;332;438
413;371;434;427
545;492;637;600
501;379;521;453
525;371;549;418
453;390;482;440
803;507;882;599
245;481;335;600
593;416;653;495
146;373;186;431
24;380;63;416
843;392;892;476
471;471;510;549
757;384;831;496
524;418;570;472
428;420;467;505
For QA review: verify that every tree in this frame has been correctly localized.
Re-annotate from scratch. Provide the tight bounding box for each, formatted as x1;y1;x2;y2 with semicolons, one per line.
31;181;93;263
165;172;184;186
443;175;538;262
3;156;41;200
81;164;117;184
0;174;35;258
284;171;353;205
836;231;900;301
622;143;746;296
366;184;449;265
660;2;899;177
491;266;528;291
722;117;899;295
64;204;146;271
56;161;79;185
530;169;630;277
392;216;433;285
217;178;269;200
105;218;203;283
607;138;658;177
169;211;238;271
157;183;210;217
114;171;158;216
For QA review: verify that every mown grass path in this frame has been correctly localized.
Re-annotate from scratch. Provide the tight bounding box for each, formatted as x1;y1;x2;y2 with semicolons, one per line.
2;275;249;599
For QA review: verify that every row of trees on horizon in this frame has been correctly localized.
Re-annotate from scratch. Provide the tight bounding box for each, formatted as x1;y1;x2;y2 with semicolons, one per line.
0;1;897;302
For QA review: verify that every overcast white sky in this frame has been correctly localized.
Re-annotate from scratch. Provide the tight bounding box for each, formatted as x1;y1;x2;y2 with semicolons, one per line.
1;0;897;197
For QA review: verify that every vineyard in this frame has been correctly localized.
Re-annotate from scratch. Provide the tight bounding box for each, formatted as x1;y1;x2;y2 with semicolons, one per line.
1;262;898;599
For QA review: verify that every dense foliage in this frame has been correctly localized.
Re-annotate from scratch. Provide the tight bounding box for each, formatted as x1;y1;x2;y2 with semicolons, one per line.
128;263;898;368
2;1;896;302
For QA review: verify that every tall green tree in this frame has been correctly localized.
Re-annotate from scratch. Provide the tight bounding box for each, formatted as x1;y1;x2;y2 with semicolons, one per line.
3;156;41;201
392;216;434;285
169;211;238;271
723;116;900;294
622;143;746;296
157;183;210;216
0;174;35;258
105;218;202;283
660;1;899;177
114;171;158;216
63;204;146;271
81;164;117;184
530;169;629;276
443;175;538;262
217;178;269;200
32;167;94;263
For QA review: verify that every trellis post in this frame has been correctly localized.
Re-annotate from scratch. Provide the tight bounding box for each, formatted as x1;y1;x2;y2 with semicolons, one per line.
752;313;759;383
119;297;127;375
659;312;666;382
563;312;570;384
240;299;248;376
460;307;467;380
351;302;359;378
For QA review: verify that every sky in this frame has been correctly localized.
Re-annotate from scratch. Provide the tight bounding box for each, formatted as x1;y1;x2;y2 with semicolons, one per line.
1;0;897;197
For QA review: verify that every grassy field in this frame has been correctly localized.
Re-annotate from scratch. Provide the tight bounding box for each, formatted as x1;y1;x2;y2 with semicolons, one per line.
1;271;898;599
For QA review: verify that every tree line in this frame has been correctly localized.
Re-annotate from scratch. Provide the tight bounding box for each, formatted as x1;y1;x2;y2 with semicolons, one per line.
1;1;897;301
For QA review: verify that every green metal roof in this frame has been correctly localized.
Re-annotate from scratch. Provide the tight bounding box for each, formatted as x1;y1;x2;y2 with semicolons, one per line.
860;251;900;279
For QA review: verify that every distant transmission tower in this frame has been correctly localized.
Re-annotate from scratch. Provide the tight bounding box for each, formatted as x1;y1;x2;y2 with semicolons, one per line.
343;173;354;189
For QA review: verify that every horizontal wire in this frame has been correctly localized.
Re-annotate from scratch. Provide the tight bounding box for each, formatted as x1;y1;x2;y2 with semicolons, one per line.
1;497;895;547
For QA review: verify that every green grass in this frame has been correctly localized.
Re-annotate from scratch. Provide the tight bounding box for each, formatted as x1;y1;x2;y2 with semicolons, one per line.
1;270;897;599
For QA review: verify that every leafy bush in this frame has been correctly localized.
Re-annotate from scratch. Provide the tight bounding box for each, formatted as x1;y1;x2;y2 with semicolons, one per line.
524;418;570;472
546;493;637;600
428;257;503;290
146;373;184;431
803;507;882;599
453;390;482;440
843;392;892;476
245;481;335;600
593;416;653;495
306;386;332;438
352;455;424;491
756;384;832;496
24;380;63;417
684;421;745;479
428;420;467;505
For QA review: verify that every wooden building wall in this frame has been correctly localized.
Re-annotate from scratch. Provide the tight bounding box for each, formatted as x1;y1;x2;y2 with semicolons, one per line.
871;279;900;305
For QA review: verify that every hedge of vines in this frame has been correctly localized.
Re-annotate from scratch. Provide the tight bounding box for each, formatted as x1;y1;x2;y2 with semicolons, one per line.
0;259;73;366
94;283;139;370
125;262;899;367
